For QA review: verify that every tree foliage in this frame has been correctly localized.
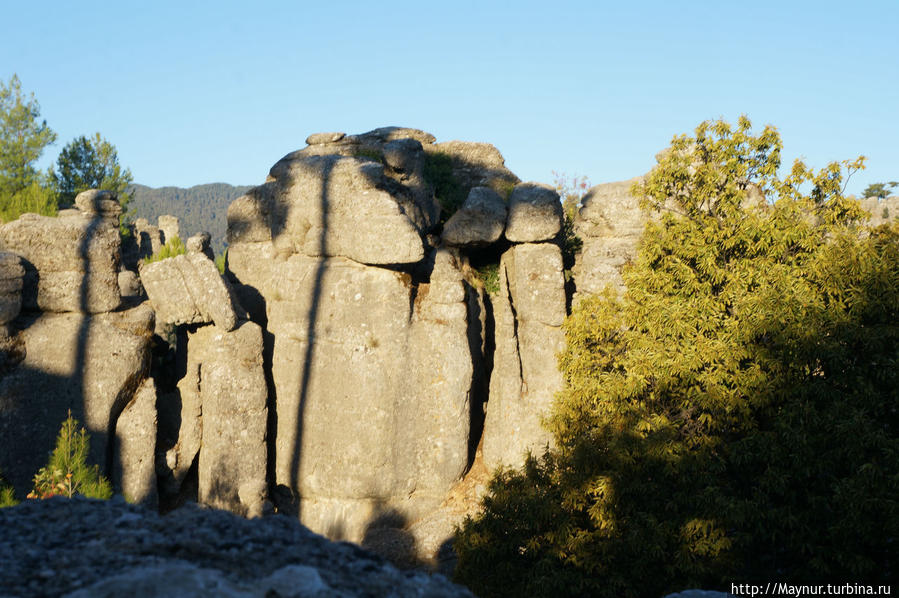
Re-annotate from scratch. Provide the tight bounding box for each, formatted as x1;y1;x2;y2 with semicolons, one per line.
861;181;898;200
454;117;899;597
27;412;112;500
0;74;57;220
0;472;16;508
50;132;133;214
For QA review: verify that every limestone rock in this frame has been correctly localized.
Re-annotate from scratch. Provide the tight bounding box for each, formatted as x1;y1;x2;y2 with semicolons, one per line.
75;189;122;230
186;232;215;260
442;186;507;247
0;252;24;324
504;182;563;243
306;131;346;145
572;177;649;297
0;304;154;495
424;140;520;200
140;252;244;331
228;155;425;264
0;212;121;313
482;243;566;470
0;497;475;597
157;214;180;244
117;270;143;298
188;322;268;517
268;253;471;540
114;377;157;506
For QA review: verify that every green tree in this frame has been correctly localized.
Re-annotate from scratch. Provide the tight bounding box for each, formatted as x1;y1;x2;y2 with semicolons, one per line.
50;132;133;214
861;181;898;199
454;118;899;597
0;74;57;197
28;411;112;500
0;74;58;221
0;472;16;508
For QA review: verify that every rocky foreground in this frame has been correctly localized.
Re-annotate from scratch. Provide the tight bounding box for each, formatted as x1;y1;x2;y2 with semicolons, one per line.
0;497;474;598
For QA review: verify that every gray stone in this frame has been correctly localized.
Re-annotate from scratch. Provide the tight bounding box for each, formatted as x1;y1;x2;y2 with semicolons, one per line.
383;137;423;173
306;131;346;145
267;252;471;541
187;322;268;518
157;214;180;244
228;155;425;265
0;497;476;597
442;186;507;247
0;212;121;313
0;304;154;495
504;182;563;243
117;270;143;298
140;252;243;331
186;231;212;255
75;189;122;230
132;218;164;259
0;252;24;324
114;377;157;507
482;243;566;470
424;140;519;200
572;177;649;297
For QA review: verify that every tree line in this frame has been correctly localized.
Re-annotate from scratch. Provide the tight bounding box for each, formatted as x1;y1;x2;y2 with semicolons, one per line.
0;74;132;227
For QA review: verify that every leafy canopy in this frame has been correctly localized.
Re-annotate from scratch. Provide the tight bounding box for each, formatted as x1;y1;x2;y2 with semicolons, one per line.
50;132;133;221
0;74;58;221
454;117;898;597
861;181;898;200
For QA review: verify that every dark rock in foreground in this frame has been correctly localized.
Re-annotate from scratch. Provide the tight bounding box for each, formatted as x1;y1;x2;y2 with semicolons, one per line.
0;497;474;598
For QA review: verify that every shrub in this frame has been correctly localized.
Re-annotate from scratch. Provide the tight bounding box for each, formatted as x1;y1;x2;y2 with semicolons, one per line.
143;235;186;264
215;248;227;274
423;151;466;223
0;180;57;223
454;117;898;597
28;411;112;500
0;474;16;508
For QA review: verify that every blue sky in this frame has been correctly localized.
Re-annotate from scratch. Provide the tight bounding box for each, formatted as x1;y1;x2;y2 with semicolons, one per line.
3;0;897;195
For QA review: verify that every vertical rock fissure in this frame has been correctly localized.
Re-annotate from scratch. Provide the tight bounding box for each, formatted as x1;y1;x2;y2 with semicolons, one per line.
503;261;524;390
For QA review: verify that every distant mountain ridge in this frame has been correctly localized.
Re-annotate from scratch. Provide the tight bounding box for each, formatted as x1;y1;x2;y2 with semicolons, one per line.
128;183;253;255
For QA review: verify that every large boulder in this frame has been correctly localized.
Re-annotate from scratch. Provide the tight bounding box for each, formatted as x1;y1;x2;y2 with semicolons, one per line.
228;155;425;265
441;186;507;247
504;182;563;243
482;243;566;469
423;140;520;201
0;497;475;597
0;252;24;324
572;176;649;297
0;303;155;496
114;377;158;506
187;322;268;518
140;252;244;331
75;189;122;231
0;212;121;313
267;252;471;540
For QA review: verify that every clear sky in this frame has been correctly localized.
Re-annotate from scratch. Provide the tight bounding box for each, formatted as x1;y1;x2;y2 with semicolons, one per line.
3;0;897;195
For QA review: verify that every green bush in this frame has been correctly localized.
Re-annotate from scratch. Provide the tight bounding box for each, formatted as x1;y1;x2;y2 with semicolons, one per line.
143;235;186;264
423;151;466;223
28;411;112;500
0;180;57;223
215;248;228;274
454;118;898;597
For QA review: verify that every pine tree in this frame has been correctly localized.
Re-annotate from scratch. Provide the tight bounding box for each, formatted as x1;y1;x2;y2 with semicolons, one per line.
28;411;112;500
454;118;899;597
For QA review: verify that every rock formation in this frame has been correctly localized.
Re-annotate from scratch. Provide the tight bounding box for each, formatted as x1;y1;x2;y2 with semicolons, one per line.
0;496;474;597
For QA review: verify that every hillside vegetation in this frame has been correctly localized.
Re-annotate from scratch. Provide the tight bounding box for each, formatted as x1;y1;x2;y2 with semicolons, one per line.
128;183;252;254
454;118;899;597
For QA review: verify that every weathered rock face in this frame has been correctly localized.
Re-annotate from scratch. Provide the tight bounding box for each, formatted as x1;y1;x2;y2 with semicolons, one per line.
114;377;158;507
228;155;425;265
482;243;566;469
859;195;899;227
157;214;180;243
505;182;563;243
140;252;244;331
0;497;475;598
424;140;520;200
75;189;122;231
442;186;507;247
265;251;471;539
0;252;24;324
0;211;121;313
0;303;154;496
572;176;649;297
